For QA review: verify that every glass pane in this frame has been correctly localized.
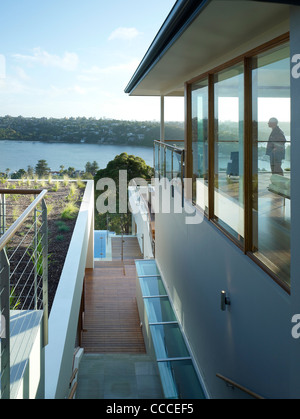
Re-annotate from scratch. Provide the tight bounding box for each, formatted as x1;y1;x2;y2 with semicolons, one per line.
135;260;160;276
158;360;206;399
191;78;209;213
252;43;290;287
144;297;177;323
154;142;160;176
172;151;182;179
150;323;190;359
139;276;167;297
166;148;173;181
214;64;244;242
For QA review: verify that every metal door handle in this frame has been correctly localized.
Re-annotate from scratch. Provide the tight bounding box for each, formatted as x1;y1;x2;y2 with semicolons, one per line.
221;291;231;311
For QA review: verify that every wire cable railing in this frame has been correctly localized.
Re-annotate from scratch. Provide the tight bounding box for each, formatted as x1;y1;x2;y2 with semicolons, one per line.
0;189;48;399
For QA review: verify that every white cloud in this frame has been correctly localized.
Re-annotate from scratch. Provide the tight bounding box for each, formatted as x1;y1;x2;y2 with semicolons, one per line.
108;27;141;41
78;59;140;82
12;48;79;71
14;67;30;81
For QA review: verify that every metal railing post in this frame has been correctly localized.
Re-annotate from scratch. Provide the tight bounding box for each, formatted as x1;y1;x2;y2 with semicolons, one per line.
0;248;10;399
34;207;38;310
0;194;6;235
42;199;48;347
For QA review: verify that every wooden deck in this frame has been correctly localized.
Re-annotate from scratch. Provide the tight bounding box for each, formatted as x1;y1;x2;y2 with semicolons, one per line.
81;237;145;354
111;236;143;260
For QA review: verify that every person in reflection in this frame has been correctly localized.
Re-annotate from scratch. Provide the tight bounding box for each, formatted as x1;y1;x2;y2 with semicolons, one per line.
266;117;286;176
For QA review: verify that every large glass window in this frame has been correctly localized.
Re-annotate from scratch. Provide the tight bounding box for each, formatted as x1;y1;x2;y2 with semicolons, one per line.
191;79;209;213
214;64;244;243
252;44;291;287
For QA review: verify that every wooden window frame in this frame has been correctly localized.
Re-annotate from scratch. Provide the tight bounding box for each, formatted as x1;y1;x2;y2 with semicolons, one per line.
186;33;290;294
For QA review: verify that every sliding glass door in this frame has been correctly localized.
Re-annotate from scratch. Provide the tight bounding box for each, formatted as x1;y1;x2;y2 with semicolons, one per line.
252;44;291;286
214;64;244;244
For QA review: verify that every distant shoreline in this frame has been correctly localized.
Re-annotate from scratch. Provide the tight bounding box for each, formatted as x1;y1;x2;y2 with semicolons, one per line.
0;138;153;148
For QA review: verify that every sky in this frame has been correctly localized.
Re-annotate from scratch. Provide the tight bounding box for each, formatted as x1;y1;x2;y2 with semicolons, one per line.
0;0;184;121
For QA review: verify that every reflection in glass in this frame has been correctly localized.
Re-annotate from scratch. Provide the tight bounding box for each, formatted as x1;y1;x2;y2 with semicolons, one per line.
252;44;291;286
150;323;190;359
213;65;245;242
135;260;160;277
139;276;167;297
158;359;205;399
191;78;209;213
144;297;177;323
214;64;244;242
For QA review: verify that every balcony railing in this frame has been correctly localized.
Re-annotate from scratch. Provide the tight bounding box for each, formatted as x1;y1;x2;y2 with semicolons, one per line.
0;189;48;399
154;140;185;207
154;140;185;180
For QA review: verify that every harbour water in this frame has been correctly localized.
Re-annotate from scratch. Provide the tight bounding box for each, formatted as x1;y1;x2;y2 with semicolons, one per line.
0;140;154;173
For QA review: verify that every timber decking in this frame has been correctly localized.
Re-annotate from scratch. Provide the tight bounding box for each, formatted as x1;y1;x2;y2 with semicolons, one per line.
111;236;143;260
81;237;145;354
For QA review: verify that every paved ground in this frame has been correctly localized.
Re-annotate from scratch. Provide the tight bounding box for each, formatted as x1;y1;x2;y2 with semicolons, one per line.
75;353;164;399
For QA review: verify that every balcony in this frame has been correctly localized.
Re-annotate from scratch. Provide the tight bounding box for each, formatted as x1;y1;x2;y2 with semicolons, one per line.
0;189;48;399
0;180;94;399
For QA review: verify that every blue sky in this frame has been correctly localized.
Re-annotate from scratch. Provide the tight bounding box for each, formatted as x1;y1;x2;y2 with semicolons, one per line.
0;0;184;121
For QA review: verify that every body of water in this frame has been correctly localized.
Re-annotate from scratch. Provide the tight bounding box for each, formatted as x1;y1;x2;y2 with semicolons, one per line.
0;140;154;173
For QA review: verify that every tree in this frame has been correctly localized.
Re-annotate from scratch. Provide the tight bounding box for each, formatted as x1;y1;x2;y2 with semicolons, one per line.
85;161;99;176
27;165;34;178
94;153;153;233
35;160;50;178
11;168;26;179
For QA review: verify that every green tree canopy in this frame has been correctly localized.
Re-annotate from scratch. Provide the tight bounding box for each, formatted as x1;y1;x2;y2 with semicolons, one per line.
94;153;153;233
35;159;50;178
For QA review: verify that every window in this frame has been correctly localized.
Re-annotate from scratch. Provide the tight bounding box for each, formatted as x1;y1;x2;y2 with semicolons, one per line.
252;44;291;287
187;36;291;290
191;78;209;213
214;64;244;244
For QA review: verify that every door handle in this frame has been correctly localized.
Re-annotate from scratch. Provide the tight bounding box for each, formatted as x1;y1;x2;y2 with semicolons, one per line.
221;291;231;311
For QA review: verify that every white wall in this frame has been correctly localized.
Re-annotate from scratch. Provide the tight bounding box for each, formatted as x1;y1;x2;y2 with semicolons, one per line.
45;181;94;399
129;186;154;259
155;187;290;399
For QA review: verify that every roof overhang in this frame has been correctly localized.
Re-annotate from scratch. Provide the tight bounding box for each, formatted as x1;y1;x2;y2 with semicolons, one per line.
125;0;291;97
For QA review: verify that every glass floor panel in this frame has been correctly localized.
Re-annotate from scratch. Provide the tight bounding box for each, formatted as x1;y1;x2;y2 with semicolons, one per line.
144;297;177;323
158;359;206;399
139;276;167;297
150;323;190;359
135;260;160;277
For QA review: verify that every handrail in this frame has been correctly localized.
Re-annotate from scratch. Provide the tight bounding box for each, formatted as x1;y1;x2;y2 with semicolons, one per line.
68;382;78;399
154;139;184;154
216;373;265;399
0;189;47;252
0;189;43;195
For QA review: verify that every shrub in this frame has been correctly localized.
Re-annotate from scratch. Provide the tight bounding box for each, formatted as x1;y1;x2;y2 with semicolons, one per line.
61;202;79;220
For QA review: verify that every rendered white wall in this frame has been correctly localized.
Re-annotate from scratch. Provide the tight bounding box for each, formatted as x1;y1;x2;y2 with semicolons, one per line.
45;181;94;399
155;186;290;399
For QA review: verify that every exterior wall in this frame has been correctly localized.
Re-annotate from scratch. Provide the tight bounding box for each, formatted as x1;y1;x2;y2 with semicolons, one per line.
45;181;94;399
290;5;300;399
155;187;290;399
129;185;154;259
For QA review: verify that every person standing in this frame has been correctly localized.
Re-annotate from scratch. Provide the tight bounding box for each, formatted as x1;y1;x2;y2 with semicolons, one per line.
266;117;286;175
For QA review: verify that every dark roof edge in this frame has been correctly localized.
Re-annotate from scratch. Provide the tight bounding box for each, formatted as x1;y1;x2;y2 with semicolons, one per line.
124;0;212;95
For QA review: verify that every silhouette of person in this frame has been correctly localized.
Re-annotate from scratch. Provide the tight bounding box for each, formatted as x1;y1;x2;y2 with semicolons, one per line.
266;117;286;176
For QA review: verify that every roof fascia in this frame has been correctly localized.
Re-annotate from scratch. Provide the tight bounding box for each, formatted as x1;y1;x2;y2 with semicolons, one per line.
124;0;212;95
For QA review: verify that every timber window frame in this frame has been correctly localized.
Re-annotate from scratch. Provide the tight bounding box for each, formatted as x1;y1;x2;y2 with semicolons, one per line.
186;33;290;293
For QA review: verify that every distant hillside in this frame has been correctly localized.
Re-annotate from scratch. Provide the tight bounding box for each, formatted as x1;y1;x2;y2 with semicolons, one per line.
0;116;184;147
